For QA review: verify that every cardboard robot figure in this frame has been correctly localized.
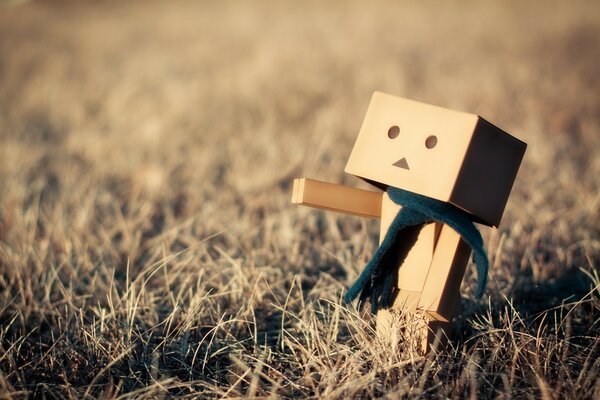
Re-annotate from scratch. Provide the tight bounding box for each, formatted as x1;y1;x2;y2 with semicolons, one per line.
292;92;526;352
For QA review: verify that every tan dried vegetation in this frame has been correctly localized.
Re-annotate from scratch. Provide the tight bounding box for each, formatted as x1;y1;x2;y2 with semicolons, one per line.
0;0;599;398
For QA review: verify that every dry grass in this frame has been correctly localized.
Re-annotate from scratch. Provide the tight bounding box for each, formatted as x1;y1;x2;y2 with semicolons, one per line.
0;0;599;398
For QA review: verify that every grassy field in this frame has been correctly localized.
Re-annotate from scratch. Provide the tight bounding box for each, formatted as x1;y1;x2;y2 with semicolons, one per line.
1;0;599;398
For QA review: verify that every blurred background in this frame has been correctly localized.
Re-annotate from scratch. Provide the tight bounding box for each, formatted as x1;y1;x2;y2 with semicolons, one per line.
0;0;599;397
1;1;598;199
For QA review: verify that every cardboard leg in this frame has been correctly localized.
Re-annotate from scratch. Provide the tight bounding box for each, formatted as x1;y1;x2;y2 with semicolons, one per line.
376;307;452;355
418;224;472;322
374;218;470;354
419;318;452;354
376;289;421;343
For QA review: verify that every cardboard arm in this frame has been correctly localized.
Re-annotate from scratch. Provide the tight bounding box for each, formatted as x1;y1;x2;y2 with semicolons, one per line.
291;178;382;219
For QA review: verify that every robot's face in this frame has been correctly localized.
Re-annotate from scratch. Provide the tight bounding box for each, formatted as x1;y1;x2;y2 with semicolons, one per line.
345;92;477;203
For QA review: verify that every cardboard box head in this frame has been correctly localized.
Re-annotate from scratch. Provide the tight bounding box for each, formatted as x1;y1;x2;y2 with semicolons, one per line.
345;92;526;227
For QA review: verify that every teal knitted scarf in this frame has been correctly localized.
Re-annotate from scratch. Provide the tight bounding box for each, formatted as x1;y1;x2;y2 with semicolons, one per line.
344;187;489;313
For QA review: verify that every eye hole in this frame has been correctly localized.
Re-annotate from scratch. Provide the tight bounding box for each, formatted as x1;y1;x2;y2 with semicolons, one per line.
388;126;400;139
425;135;437;149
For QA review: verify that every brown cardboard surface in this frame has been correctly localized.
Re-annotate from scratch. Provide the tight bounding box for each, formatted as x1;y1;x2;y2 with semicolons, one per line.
418;224;472;322
291;178;382;218
379;193;433;292
345;91;526;226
